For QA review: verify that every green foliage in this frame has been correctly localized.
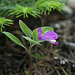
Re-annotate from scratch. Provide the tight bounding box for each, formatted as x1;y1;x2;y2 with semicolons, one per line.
2;31;25;48
2;20;54;54
22;36;40;45
19;20;32;38
0;0;36;6
33;53;41;59
36;0;66;15
0;0;66;18
2;20;42;48
3;20;58;74
25;70;29;75
9;5;40;18
19;20;41;45
0;17;13;32
2;20;54;46
0;0;36;17
9;0;66;18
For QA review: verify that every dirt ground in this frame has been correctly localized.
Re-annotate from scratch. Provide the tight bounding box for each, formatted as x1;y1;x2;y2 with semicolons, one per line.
0;6;75;75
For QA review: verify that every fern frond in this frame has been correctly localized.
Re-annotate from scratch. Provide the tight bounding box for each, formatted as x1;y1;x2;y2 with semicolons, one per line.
8;5;40;18
36;0;66;15
0;0;36;6
0;0;67;18
0;17;13;32
9;0;66;18
0;0;37;17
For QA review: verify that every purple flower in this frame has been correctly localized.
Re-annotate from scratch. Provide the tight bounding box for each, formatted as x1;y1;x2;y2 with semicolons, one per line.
37;27;58;45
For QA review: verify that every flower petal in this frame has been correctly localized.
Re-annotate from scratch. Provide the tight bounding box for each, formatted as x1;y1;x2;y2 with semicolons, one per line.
37;27;42;36
49;40;56;44
37;28;58;45
55;42;58;46
43;31;58;40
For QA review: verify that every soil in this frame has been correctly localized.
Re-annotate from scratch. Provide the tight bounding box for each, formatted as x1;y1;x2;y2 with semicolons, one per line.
0;10;75;75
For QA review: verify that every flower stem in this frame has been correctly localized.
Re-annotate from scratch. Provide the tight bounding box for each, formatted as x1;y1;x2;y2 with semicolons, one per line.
29;45;32;75
47;44;53;59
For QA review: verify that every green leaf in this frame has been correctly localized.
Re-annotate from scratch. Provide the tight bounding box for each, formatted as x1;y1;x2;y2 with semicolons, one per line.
2;31;25;48
22;36;40;45
19;20;32;38
33;26;54;41
33;53;41;59
25;70;29;75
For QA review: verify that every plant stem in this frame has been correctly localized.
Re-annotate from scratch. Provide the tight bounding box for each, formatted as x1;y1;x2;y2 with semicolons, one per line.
1;25;3;32
29;45;32;75
47;44;53;59
23;46;30;55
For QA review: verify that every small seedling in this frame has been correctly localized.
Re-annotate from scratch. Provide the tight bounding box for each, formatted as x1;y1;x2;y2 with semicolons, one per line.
2;20;58;75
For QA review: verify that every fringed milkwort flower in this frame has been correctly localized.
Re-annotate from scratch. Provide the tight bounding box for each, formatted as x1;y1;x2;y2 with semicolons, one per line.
37;27;58;45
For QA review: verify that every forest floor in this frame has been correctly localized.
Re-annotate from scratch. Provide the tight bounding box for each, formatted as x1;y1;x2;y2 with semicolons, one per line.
0;9;75;75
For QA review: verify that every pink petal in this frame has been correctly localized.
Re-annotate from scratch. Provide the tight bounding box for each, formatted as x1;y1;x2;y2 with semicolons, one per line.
43;31;58;40
37;27;42;36
55;42;58;46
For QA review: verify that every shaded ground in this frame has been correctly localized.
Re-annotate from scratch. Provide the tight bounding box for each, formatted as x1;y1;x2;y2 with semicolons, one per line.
0;9;75;75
